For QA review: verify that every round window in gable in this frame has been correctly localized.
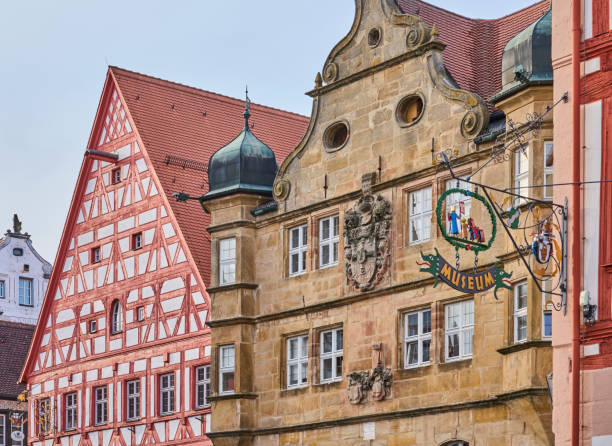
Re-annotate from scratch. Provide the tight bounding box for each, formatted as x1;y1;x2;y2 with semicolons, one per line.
396;94;425;127
13;248;24;256
368;27;382;48
323;121;350;152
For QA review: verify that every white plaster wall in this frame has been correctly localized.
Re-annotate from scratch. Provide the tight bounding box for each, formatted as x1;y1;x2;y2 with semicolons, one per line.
0;232;51;324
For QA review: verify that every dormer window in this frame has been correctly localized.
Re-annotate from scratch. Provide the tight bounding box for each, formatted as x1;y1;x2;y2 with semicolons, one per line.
112;168;121;184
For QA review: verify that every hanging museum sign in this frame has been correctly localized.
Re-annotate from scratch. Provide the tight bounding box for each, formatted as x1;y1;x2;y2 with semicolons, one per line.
417;187;512;298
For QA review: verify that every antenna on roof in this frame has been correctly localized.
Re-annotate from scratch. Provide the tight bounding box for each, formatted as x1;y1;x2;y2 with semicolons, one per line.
243;84;251;130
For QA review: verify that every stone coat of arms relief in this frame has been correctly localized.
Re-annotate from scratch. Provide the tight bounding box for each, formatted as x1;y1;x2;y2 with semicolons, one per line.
344;173;392;291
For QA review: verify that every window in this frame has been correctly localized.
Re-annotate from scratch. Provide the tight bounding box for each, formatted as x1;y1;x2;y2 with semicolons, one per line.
219;345;235;394
219;238;236;285
111;300;122;334
0;280;5;299
132;232;143;250
443;442;469;446
0;414;4;446
92;247;101;264
94;386;107;425
289;224;307;276
195;365;211;408
544;141;553;199
137;306;145;322
404;309;431;368
319;216;339;268
514;147;529;204
445;300;474;361
126;380;140;420
320;328;343;382
445;177;472;234
38;398;52;435
18;278;32;306
112;168;121;185
160;373;175;415
287;335;308;388
514;281;528;342
409;187;432;245
542;279;552;339
65;392;77;431
23;264;29;272
89;320;97;333
13;248;23;256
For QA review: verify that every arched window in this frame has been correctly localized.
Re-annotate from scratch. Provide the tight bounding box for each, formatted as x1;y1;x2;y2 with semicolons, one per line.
442;441;468;446
111;300;122;334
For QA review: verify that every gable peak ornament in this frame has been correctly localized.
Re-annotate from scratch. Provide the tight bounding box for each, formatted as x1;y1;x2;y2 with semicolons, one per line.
344;173;392;291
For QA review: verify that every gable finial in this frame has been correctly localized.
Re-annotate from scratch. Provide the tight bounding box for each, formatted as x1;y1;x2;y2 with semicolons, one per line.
13;214;22;234
243;85;251;130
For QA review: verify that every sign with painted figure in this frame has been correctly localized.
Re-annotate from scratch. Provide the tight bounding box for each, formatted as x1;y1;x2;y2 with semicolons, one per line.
417;187;512;297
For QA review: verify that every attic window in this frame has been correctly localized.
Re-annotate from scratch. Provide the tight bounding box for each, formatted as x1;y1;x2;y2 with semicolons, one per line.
368;27;382;47
23;264;30;272
396;94;425;127
112;168;121;185
13;248;23;256
323;121;350;152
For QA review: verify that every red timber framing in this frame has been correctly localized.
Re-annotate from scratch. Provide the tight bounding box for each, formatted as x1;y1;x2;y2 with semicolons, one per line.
19;67;309;446
579;1;612;370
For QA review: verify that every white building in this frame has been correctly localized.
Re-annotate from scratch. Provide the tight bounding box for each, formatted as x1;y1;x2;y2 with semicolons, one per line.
0;214;51;325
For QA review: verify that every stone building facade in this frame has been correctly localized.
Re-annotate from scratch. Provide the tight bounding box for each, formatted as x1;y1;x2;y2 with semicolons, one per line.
203;1;555;445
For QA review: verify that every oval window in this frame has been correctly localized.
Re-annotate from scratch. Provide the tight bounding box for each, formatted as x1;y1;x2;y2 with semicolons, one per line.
368;27;382;47
396;94;425;127
323;121;350;152
13;248;24;256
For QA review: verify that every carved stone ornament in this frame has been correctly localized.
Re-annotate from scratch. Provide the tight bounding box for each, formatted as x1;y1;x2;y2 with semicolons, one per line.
344;173;392;291
272;178;291;201
346;362;393;404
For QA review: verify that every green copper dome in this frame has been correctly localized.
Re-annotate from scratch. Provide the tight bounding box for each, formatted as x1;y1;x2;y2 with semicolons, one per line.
203;103;278;201
491;8;552;103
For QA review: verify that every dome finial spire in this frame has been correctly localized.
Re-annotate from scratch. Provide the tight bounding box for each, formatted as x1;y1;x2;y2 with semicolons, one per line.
243;85;251;131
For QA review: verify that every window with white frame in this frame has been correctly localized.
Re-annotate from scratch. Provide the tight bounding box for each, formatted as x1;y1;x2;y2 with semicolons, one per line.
409;187;432;244
126;380;140;420
514;147;529;204
319;216;339;268
160;373;175;415
0;414;4;446
0;280;5;299
19;278;32;306
514;281;528;342
38;398;52;435
445;300;474;361
287;334;308;388
289;224;308;276
65;392;77;431
445;177;472;234
542;279;552;339
195;365;210;408
219;238;236;285
544;141;553;199
219;345;235;394
94;386;107;425
404;309;431;368
320;328;343;382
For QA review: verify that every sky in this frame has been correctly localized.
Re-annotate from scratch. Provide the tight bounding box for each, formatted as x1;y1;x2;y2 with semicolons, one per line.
0;0;541;263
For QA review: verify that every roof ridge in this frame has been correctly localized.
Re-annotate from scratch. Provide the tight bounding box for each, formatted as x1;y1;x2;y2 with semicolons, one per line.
109;66;310;122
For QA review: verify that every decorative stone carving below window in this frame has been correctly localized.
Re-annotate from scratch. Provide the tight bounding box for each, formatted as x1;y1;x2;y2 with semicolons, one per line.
347;362;393;404
344;173;392;291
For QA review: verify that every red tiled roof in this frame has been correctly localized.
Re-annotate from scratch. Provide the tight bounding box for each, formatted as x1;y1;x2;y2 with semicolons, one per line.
110;67;309;285
0;321;34;398
398;0;551;104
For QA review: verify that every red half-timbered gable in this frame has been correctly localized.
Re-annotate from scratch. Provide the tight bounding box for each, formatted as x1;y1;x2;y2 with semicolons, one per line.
20;67;308;446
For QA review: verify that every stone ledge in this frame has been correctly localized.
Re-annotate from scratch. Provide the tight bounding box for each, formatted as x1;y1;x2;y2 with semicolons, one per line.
206;282;259;294
497;340;552;355
206;219;256;234
208;392;258;402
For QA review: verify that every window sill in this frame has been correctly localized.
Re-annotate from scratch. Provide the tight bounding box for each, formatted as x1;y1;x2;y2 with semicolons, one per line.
397;364;432;379
319;263;339;270
312;379;343;392
497;340;551;355
439;357;472;370
19;304;34;307
206;282;259;293
281;385;309;397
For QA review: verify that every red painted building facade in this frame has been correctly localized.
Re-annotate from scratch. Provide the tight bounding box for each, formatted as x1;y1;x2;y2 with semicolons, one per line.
19;67;308;446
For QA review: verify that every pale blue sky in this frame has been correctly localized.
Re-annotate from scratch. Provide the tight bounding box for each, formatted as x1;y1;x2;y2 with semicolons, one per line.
0;1;539;262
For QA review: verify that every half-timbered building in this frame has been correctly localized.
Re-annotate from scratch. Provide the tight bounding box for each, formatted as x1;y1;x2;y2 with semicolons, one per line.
19;67;308;446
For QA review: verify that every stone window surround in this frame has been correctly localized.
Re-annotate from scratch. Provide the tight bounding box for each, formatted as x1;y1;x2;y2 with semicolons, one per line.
310;207;342;272
408;186;433;246
514;280;528;343
444;298;474;362
288;223;308;277
318;215;340;270
403;307;432;369
282;217;310;278
286;333;309;389
218;237;237;286
218;344;236;395
319;326;343;383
